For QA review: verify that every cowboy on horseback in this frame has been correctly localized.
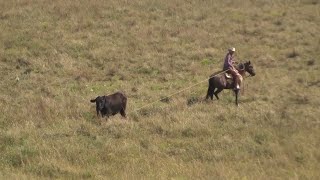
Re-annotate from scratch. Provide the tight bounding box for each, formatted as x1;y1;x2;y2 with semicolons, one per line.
206;51;255;105
223;47;243;90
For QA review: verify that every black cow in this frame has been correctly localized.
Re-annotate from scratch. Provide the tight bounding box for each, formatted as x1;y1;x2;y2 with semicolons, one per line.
90;92;127;118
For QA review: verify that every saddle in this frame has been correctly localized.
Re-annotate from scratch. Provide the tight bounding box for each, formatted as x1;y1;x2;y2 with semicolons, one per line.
225;73;233;79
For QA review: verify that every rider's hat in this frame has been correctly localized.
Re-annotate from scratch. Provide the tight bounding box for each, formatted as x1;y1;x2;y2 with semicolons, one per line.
228;47;236;52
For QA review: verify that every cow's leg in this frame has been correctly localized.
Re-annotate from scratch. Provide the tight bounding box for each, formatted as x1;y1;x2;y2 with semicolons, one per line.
96;107;100;117
214;88;223;100
120;102;127;118
106;115;109;121
120;109;126;118
95;111;103;125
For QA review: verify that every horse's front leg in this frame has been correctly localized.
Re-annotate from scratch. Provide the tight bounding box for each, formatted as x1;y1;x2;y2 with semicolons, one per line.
234;89;240;106
214;88;223;100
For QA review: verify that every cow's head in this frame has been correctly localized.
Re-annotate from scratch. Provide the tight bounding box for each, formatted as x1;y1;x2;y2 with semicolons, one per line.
90;96;106;111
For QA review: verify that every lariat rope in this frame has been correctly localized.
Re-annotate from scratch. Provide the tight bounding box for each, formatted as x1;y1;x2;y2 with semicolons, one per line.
128;69;229;114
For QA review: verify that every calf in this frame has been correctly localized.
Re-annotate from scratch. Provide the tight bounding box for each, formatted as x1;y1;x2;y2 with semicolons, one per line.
90;92;127;118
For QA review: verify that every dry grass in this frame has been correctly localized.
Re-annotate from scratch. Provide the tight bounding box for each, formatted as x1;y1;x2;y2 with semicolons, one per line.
0;0;319;179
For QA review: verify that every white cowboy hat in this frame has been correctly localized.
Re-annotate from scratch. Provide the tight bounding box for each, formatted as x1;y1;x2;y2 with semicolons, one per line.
228;47;236;52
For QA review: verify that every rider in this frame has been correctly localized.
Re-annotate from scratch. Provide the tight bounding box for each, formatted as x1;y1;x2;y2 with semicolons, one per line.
223;47;242;90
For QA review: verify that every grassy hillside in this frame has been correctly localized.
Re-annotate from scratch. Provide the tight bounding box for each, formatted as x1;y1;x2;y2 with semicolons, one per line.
0;0;319;179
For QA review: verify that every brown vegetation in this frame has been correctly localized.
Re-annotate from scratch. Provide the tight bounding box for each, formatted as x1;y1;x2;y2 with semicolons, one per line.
0;0;319;179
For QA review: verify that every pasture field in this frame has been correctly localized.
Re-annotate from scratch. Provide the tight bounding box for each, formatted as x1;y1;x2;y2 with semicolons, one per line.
0;0;319;179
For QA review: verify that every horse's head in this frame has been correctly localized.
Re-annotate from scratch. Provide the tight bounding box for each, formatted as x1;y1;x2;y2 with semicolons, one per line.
242;61;255;76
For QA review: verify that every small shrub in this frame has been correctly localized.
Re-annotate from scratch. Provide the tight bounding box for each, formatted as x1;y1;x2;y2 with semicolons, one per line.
201;58;212;65
6;153;23;167
153;125;168;136
254;133;268;145
140;139;150;149
137;67;153;75
82;112;99;125
130;113;140;122
160;96;170;103
131;87;138;92
291;96;309;105
287;49;299;58
76;125;91;137
17;58;30;67
81;171;93;179
295;154;305;164
307;59;315;66
274;20;282;26
0;135;16;147
28;164;72;178
106;68;117;77
182;128;195;138
22;68;32;75
187;96;200;106
101;125;126;139
297;78;304;84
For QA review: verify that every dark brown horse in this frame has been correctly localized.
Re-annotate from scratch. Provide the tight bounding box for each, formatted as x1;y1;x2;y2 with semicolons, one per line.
206;61;256;106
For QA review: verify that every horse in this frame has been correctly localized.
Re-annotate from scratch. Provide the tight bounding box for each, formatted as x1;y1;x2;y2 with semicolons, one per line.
206;61;256;106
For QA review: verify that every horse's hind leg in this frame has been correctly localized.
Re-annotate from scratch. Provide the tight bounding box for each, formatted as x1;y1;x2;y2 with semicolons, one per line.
206;86;215;100
210;91;214;100
214;88;223;100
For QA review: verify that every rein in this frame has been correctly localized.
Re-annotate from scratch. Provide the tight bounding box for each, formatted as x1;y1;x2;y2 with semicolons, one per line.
238;64;252;95
237;62;253;79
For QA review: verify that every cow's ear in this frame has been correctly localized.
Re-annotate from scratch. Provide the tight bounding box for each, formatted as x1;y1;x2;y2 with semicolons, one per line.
90;97;97;103
248;61;251;64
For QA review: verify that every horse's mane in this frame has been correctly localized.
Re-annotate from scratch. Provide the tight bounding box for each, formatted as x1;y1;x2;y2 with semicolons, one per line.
237;62;245;71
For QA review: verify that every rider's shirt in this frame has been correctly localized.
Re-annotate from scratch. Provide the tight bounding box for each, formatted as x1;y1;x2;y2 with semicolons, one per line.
223;53;235;71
